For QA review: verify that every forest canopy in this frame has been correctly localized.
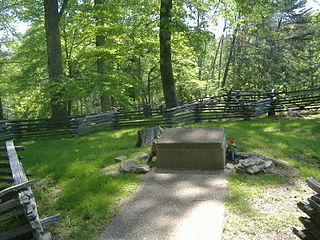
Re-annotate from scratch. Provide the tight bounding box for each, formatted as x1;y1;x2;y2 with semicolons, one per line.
0;0;319;118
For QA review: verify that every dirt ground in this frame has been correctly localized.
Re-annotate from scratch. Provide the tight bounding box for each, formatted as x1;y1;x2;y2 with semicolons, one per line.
222;158;315;240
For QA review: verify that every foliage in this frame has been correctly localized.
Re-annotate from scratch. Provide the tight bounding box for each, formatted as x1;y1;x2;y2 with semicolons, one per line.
0;0;319;118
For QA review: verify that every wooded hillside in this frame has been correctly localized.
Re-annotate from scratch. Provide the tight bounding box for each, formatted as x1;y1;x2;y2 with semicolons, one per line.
0;0;319;119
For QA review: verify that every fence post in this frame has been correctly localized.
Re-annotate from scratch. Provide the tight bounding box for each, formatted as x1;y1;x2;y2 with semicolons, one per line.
241;100;257;120
13;122;22;141
143;104;152;118
165;109;174;128
112;111;121;130
268;89;277;117
194;103;201;122
70;118;79;137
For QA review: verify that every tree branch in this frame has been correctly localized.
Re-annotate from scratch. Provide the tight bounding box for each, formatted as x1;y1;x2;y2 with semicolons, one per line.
58;0;69;19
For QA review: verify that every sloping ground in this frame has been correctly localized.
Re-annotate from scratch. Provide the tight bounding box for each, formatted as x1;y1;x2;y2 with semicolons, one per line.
17;116;320;240
19;129;150;240
223;158;314;240
188;117;320;240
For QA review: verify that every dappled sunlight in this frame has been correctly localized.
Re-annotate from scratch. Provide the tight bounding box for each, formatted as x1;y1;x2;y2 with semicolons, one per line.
15;117;320;239
99;170;227;240
174;201;224;240
263;126;280;133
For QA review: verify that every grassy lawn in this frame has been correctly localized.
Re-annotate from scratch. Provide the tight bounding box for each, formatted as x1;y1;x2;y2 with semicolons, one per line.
15;116;320;239
20;129;150;240
188;117;320;239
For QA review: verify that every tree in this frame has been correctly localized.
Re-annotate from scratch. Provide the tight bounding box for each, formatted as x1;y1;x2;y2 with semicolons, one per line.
160;0;178;108
44;0;69;118
94;0;112;112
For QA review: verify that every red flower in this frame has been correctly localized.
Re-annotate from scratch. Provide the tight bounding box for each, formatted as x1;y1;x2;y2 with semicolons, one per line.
229;140;235;144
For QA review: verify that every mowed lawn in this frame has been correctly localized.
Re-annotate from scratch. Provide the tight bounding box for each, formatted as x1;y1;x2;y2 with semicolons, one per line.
19;116;320;240
189;117;320;239
20;129;149;240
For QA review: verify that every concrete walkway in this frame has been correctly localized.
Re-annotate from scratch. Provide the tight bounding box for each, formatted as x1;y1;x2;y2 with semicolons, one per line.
98;170;227;240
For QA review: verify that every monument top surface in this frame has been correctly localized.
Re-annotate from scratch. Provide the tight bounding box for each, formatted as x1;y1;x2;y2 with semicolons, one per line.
158;128;225;144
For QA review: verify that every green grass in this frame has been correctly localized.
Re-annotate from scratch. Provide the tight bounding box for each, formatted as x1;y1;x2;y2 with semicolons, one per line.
188;117;320;179
188;117;320;239
19;128;150;240
11;117;320;239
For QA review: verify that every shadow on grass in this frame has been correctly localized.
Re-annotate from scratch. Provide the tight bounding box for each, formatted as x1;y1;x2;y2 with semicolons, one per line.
14;117;320;239
20;128;141;180
18;128;147;240
190;117;320;216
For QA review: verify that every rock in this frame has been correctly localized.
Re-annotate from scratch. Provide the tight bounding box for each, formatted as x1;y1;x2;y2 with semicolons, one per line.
225;163;236;170
247;164;266;174
135;126;163;148
264;160;275;171
130;165;150;173
119;160;150;174
236;152;267;160
139;153;149;160
119;160;135;172
240;157;265;167
233;152;275;174
115;155;126;163
235;165;247;172
39;232;52;240
225;163;236;172
236;152;251;159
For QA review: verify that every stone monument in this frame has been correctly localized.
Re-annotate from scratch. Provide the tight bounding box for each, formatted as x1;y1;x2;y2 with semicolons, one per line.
157;128;226;170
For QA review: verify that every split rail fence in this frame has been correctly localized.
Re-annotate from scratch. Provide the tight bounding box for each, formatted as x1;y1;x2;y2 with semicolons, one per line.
0;88;319;142
0;140;61;240
293;177;320;240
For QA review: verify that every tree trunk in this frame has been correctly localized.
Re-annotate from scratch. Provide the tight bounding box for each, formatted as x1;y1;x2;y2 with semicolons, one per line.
44;0;69;118
160;0;178;108
218;35;225;83
0;97;4;120
211;20;226;82
210;37;222;81
221;26;239;88
94;0;112;112
147;66;157;104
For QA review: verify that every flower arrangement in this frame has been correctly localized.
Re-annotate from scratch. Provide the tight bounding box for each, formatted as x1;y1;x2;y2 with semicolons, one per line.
227;139;238;161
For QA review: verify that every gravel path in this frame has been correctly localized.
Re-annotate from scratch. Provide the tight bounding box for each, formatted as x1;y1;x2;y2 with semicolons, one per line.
98;170;227;240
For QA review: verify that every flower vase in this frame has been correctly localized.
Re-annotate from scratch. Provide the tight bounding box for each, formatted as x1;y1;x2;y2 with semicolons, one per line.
229;151;235;161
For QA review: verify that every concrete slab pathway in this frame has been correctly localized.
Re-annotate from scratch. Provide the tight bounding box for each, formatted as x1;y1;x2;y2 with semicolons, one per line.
98;170;227;240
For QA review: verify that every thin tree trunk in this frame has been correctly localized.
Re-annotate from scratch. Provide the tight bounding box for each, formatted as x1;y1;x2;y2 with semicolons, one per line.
160;0;178;108
211;20;227;81
67;101;72;115
210;37;222;81
0;97;4;120
147;66;156;104
94;0;112;112
44;0;69;118
218;35;225;82
221;26;239;88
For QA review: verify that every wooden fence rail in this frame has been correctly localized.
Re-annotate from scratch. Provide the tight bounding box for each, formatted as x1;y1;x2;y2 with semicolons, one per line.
0;88;319;141
0;140;61;240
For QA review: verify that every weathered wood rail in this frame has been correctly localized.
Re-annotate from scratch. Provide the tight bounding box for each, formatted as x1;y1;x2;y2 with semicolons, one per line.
0;140;61;240
293;177;320;240
0;88;319;141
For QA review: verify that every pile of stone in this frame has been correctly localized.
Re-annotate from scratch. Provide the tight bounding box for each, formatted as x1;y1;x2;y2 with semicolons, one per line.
115;155;150;174
230;152;274;174
293;177;320;240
